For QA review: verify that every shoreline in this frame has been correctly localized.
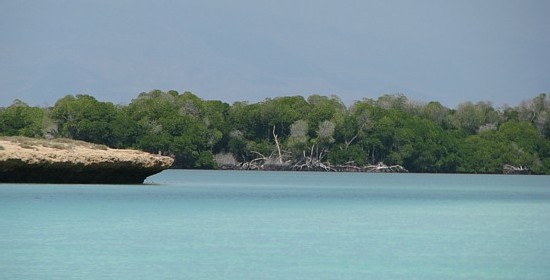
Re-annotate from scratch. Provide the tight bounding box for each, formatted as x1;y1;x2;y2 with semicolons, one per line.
0;137;173;184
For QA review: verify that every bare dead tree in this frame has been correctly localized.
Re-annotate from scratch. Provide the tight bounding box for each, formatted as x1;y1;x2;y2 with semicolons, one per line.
272;126;283;164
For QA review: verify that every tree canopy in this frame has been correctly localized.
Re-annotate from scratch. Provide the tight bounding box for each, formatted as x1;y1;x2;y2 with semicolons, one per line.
2;91;549;174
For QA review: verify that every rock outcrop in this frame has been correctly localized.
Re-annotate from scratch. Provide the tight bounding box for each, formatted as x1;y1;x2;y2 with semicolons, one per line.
0;137;174;184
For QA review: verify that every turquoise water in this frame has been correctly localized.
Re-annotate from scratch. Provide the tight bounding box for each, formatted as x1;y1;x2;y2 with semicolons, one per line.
1;170;550;279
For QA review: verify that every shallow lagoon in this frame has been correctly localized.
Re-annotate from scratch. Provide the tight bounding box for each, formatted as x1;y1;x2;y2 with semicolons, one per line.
1;170;549;279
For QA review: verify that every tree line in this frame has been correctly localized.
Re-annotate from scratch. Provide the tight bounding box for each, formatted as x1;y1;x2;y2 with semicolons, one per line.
1;90;549;174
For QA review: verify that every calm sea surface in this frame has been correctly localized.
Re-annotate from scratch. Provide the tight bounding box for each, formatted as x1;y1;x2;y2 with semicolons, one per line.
1;170;550;279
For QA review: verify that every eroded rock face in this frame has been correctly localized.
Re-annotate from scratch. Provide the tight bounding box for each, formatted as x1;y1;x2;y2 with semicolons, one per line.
0;137;174;184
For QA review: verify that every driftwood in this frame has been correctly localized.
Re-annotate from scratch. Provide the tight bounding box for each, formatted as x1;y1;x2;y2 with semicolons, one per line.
216;131;408;173
364;163;408;173
334;164;363;172
220;156;408;173
503;164;529;175
292;157;336;172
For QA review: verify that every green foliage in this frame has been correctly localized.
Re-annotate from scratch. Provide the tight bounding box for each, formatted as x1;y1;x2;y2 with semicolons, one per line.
456;120;549;174
126;90;223;168
0;100;46;137
286;119;310;155
4;91;550;173
421;101;453;128
51;95;123;146
195;151;217;169
327;144;367;165
307;95;345;134
452;101;501;134
228;96;310;141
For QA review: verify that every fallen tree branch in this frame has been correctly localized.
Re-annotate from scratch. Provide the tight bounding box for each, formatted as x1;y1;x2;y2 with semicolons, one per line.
503;164;529;175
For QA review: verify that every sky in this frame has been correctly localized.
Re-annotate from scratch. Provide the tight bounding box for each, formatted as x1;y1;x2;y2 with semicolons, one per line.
1;0;549;108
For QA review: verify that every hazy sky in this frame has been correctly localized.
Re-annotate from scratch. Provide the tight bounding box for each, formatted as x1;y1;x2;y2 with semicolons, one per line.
1;0;549;108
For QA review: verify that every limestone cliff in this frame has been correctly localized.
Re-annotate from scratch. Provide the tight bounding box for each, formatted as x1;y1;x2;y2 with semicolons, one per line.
0;137;174;184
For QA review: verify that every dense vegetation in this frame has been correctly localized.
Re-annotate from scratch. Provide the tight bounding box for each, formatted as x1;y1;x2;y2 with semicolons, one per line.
1;91;549;174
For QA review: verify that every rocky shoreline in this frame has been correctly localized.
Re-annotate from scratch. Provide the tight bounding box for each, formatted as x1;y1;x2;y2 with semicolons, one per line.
0;137;174;184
